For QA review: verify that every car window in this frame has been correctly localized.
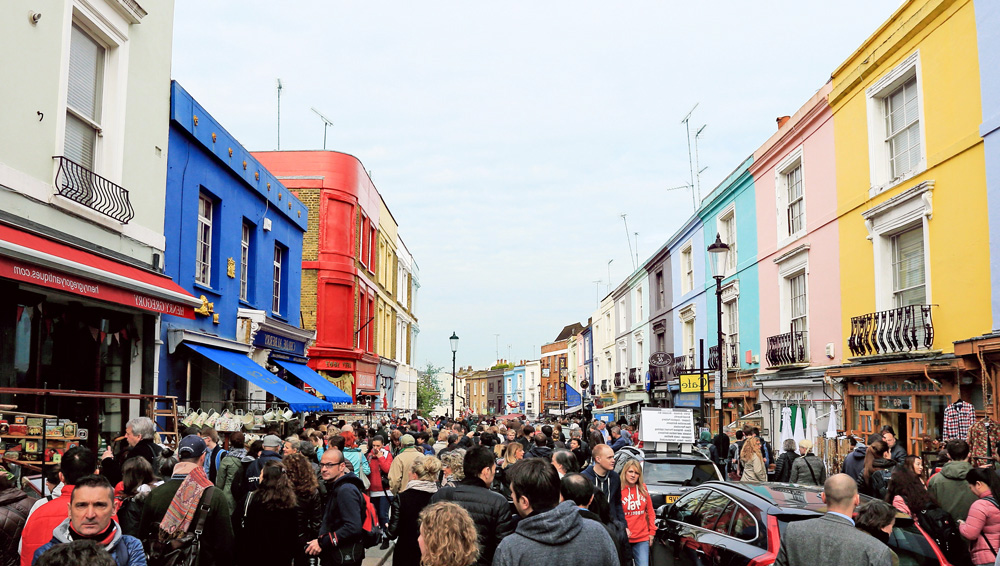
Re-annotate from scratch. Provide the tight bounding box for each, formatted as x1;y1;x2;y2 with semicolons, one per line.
729;505;758;541
696;492;731;530
889;521;940;566
669;489;708;524
645;461;720;486
712;502;736;535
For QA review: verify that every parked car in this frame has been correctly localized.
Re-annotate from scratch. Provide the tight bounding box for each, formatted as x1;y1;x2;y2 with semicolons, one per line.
643;451;724;508
652;481;949;566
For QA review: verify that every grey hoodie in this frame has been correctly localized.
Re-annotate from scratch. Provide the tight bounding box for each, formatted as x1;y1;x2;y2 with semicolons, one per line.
493;501;618;566
33;518;145;566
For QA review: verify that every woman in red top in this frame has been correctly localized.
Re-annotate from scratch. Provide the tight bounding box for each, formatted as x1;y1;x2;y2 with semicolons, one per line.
621;459;655;566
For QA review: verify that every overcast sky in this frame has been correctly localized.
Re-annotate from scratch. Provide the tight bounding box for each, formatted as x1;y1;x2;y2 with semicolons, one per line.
171;1;901;371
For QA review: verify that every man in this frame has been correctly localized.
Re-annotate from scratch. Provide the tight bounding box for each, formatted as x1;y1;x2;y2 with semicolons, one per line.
581;444;626;531
776;474;892;566
928;439;979;521
200;427;228;484
432;429;449;454
494;459;618;566
306;449;367;566
842;436;868;481
245;435;283;491
388;434;422;494
596;420;610;443
525;432;554;460
882;427;907;465
517;425;534;452
561;472;628;566
414;432;436;456
430;445;515;566
20;447;100;566
100;417;162;486
609;427;630;452
137;436;234;566
789;439;827;486
32;475;144;566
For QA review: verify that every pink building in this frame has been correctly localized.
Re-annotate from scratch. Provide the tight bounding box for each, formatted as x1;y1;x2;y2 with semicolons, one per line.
749;81;843;439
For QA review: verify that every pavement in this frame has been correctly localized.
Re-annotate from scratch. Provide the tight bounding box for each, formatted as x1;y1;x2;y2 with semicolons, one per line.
362;541;395;566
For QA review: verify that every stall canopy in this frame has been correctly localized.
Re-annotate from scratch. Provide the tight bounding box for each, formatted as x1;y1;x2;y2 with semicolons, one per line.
185;343;333;412
274;359;352;404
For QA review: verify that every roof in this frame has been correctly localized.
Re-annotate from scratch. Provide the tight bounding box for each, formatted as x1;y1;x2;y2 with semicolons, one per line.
555;322;585;341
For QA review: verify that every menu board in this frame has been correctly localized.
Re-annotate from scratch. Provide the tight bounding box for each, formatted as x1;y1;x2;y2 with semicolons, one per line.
639;407;695;444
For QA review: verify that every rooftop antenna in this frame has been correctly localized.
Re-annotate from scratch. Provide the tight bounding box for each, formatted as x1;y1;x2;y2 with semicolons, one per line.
695;124;708;201
311;107;334;150
680;103;699;211
621;213;635;271
495;334;500;364
607;259;614;291
592;279;603;307
276;79;283;150
634;231;639;268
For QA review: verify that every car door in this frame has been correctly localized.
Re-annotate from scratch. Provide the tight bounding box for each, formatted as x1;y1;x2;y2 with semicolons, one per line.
654;489;709;566
683;490;736;566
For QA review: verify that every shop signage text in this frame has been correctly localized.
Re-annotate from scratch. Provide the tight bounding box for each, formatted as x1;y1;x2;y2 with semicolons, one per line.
323;360;355;370
680;374;709;393
852;379;941;394
254;330;305;355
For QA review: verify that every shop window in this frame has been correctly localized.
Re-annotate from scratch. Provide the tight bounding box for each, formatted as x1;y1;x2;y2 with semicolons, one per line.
853;395;875;430
879;396;914;411
916;395;949;440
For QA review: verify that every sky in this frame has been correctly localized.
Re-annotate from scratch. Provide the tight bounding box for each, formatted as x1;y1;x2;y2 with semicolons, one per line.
171;1;903;371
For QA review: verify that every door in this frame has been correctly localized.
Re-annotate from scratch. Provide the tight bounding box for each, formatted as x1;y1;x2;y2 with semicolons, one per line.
656;489;709;566
907;412;925;457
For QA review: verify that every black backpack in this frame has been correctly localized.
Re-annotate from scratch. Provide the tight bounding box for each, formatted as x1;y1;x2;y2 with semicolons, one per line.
915;504;973;566
145;486;215;566
229;459;252;504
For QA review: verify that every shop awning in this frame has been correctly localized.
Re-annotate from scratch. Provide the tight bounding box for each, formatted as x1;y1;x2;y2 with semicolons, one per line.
274;359;351;404
185;343;333;412
550;405;583;415
600;399;644;412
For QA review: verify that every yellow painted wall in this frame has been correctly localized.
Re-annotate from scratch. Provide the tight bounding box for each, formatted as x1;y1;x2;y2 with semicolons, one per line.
830;0;989;356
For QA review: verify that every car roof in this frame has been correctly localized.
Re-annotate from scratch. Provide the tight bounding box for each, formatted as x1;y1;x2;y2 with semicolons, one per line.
643;451;713;462
697;481;911;519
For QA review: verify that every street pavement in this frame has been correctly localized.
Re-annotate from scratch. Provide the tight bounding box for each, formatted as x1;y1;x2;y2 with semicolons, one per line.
362;541;394;566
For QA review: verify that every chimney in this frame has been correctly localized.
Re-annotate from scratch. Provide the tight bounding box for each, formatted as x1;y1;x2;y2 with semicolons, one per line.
776;115;791;129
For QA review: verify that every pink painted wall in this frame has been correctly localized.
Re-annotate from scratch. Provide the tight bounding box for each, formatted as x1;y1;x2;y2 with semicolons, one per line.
751;81;842;367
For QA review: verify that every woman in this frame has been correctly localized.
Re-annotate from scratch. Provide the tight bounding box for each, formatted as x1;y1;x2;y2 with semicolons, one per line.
740;437;767;482
495;442;523;499
341;430;371;485
902;455;926;485
569;438;588;470
552;449;579;478
115;457;157;536
216;431;247;513
773;439;799;483
958;468;1000;566
388;455;442;566
439;448;465;488
709;433;733;479
855;499;898;564
390;429;403;456
857;440;895;500
236;461;298;566
620;459;655;566
886;465;933;516
283;453;322;566
417;501;479;566
309;431;326;461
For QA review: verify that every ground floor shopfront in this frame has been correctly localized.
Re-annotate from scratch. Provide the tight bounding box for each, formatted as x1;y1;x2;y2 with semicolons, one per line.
755;370;841;449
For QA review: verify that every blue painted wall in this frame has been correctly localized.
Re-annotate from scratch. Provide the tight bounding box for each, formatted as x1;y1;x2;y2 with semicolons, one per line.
504;367;526;413
668;215;708;363
159;81;308;402
977;1;1000;331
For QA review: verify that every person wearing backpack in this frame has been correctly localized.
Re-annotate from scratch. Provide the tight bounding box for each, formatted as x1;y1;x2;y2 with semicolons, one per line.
888;464;973;566
306;449;367;566
234;461;298;566
200;428;228;485
856;440;894;500
137;435;234;566
958;468;1000;566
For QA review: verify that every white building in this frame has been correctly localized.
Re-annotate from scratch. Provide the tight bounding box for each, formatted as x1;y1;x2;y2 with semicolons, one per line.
392;236;419;412
524;360;540;419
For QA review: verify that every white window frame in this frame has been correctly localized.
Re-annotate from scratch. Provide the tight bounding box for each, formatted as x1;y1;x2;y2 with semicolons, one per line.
679;304;696;363
775;146;806;244
240;222;251;302
776;247;809;334
717;204;738;276
788;272;808;334
722;281;740;365
636;287;643;321
680;243;694;294
866;51;926;196
862;181;933;310
618;299;627;333
891;227;927;307
196;194;213;286
605;313;612;343
272;244;282;315
656;270;665;310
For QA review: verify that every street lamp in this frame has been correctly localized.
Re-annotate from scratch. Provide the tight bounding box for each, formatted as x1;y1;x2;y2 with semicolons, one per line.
450;332;459;418
707;233;730;437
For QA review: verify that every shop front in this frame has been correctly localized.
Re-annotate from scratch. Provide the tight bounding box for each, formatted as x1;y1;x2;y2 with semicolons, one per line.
703;371;758;435
755;372;842;449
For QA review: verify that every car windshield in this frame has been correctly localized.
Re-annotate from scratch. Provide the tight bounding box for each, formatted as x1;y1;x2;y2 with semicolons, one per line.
645;461;718;486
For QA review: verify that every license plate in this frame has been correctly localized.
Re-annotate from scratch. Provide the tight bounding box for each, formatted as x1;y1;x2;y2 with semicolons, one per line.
663;495;678;504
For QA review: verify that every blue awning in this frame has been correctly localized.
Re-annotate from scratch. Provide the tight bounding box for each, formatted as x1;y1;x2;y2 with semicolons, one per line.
565;383;582;407
184;343;333;412
274;359;352;404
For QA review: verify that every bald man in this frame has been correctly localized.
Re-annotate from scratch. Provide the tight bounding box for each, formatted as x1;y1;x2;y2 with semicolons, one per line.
775;474;892;566
581;444;626;530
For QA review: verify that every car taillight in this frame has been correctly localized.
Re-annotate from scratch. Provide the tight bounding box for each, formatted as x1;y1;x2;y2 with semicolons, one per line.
746;515;780;566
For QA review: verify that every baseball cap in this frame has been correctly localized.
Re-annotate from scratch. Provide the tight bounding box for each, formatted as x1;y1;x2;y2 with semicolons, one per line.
400;434;415;446
178;435;206;459
262;434;282;448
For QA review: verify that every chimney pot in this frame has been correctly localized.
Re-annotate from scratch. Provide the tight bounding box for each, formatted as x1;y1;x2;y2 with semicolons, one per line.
777;115;791;129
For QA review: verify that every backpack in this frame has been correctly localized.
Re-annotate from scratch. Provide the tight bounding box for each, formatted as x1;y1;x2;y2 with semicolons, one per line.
229;459;252;504
361;492;382;548
145;486;215;566
915;505;973;566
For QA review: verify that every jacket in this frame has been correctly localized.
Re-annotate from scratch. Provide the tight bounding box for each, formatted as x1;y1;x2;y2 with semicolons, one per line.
245;450;282;491
842;443;868;480
609;435;631;452
32;519;145;566
388;447;422;494
215;452;243;512
318;473;367;566
0;488;34;566
790;453;827;486
578;508;627;566
235;494;298;566
293;488;323;566
493;501;618;566
889;443;907;466
525;445;553;460
958;492;1000;565
430;477;516;566
137;476;234;566
581;465;626;530
343;447;370;481
621;485;655;543
386;480;437;566
929;460;980;522
774;513;892;566
741;455;767;482
19;485;76;566
367;447;393;494
101;439;162;487
856;459;894;500
773;449;799;483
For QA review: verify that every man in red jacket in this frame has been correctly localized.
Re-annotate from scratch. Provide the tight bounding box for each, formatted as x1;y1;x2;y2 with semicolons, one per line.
19;446;99;566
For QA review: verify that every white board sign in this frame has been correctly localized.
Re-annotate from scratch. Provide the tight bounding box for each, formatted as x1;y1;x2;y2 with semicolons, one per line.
640;407;695;444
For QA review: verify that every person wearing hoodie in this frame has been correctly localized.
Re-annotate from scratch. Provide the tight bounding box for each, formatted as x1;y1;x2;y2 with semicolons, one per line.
856;440;895;500
339;430;371;486
561;473;628;566
305;449;367;566
582;444;627;532
245;435;283;492
929;439;979;522
525;432;554;460
215;431;247;513
32;475;144;566
842;437;868;481
495;458;618;566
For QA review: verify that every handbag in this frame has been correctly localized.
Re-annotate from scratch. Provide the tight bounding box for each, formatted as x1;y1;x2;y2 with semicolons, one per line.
328;539;365;566
145;486;215;566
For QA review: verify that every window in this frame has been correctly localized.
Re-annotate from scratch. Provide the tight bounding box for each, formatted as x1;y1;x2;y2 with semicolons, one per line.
786;164;804;235
618;300;626;331
656;331;666;354
885;78;921;181
892;227;926;306
668;490;707;524
636;287;643;320
240;222;252;302
65;24;105;171
359;216;369;267
724;297;739;360
636;340;643;371
789;273;807;333
272;245;283;314
605;314;612;342
683;319;695;360
196;194;213;286
866;51;924;192
681;244;694;294
775;148;806;241
719;207;737;273
656;271;665;310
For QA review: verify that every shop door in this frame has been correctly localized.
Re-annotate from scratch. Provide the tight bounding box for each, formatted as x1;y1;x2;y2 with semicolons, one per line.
859;411;876;436
907;412;926;457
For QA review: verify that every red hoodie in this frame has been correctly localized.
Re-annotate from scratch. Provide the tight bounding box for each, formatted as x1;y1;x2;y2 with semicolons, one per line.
621;484;656;543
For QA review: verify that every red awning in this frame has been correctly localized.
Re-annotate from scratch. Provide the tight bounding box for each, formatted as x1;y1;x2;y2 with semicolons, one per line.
0;224;199;318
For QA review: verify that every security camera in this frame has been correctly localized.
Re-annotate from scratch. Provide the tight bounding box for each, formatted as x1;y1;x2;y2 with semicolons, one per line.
29;11;41;24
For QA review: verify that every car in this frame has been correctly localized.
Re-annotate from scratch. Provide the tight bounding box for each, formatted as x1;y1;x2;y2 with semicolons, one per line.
652;481;949;566
643;450;725;509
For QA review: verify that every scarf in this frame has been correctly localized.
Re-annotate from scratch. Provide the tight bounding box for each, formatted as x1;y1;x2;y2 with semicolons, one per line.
228;448;248;460
159;466;213;537
406;480;439;494
69;521;117;547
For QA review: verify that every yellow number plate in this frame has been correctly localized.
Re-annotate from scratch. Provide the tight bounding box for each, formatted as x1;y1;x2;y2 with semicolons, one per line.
664;495;678;504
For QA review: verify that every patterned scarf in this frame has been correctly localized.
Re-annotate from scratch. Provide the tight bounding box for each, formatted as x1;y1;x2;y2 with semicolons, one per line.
159;466;213;537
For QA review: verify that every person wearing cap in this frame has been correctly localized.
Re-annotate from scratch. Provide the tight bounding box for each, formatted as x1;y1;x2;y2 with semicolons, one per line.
388;434;422;494
245;435;283;492
790;438;827;487
137;435;234;566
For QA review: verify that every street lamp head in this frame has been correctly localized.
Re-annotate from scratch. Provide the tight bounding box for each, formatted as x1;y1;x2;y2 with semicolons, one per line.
450;331;459;353
707;232;730;280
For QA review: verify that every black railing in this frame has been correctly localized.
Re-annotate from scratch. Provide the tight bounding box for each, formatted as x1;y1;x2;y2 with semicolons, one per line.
708;345;721;370
709;341;742;370
53;156;135;223
728;342;740;368
614;372;624;389
766;329;809;367
600;382;609;393
849;304;934;357
628;367;638;385
675;355;699;374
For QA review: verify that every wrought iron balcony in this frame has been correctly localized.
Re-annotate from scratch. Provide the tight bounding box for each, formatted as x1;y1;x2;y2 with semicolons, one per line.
709;345;721;370
849;304;934;357
628;367;638;385
709;341;741;370
614;372;625;389
53;156;135;223
766;329;808;367
600;382;609;393
675;354;698;374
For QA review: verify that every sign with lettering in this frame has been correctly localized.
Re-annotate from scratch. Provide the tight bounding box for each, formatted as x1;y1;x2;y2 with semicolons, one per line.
680;374;710;393
852;379;941;394
254;330;306;356
649;352;673;367
323;359;356;370
640;407;696;444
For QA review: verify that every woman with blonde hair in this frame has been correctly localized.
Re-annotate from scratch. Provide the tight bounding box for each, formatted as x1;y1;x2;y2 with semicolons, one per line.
495;442;524;499
439;448;465;488
387;455;442;566
620;459;655;566
740;437;767;482
418;501;479;566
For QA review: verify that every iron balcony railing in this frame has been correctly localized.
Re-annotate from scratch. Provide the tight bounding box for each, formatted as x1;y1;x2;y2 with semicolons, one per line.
628;367;638;385
729;342;740;367
600;382;609;393
614;372;625;389
709;341;741;370
849;304;934;357
766;328;809;367
709;345;721;370
53;156;135;223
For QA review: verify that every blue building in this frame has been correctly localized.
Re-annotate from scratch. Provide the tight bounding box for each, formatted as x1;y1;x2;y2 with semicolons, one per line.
159;82;347;417
504;366;526;415
977;2;1000;332
581;324;594;403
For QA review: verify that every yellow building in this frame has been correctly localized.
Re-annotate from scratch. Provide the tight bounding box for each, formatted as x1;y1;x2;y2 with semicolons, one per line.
828;0;992;450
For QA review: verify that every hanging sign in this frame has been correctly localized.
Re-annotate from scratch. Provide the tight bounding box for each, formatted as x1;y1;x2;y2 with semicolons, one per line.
680;374;709;393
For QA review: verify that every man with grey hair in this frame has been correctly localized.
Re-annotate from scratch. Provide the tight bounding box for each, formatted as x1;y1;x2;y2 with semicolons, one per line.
100;417;161;485
775;474;892;566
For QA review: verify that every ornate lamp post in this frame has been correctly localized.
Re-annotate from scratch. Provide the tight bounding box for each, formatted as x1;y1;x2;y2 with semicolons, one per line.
450;332;460;418
708;233;730;436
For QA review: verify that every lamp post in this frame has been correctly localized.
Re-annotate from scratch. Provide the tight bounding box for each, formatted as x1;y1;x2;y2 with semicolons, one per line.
450;332;459;419
708;233;730;437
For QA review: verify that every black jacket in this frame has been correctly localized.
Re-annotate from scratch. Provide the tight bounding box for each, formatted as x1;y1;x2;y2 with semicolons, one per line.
387;486;437;566
774;449;799;483
235;495;298;566
525;445;553;460
101;439;161;486
294;489;323;566
581;465;626;530
430;477;516;566
246;450;282;491
318;472;367;563
857;458;895;500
